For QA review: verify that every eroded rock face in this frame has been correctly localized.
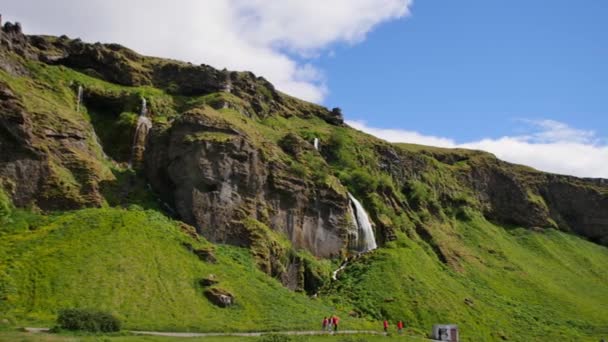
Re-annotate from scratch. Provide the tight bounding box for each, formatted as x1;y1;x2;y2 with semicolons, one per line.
0;80;111;210
466;164;554;228
145;109;348;258
374;144;608;246
0;82;49;207
540;177;608;244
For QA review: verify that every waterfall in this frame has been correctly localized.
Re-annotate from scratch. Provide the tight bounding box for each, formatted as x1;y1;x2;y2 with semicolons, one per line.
130;97;152;168
140;97;147;116
332;194;378;281
76;85;83;112
347;193;377;252
313;138;319;150
223;77;232;93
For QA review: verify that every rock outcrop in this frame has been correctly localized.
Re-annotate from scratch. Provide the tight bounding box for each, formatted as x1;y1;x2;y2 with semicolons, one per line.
373;144;608;246
203;288;234;308
145;107;349;258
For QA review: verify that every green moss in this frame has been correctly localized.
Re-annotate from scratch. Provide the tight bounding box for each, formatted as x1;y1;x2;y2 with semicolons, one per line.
240;218;291;276
184;131;235;143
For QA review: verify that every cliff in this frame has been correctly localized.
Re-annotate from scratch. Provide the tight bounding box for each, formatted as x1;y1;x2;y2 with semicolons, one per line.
0;21;606;255
1;21;607;341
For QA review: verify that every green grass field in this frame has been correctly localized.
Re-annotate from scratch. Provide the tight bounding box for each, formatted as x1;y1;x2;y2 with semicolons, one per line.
0;207;375;333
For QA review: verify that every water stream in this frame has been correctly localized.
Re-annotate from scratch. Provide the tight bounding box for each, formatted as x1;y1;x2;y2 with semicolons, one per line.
129;97;152;167
76;85;83;112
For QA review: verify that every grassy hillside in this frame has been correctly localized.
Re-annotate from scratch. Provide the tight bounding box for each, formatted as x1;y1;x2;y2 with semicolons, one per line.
324;213;608;341
0;207;373;332
2;204;606;341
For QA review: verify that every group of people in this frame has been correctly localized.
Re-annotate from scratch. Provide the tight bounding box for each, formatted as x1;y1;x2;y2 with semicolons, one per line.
321;316;340;332
321;316;405;334
383;319;405;334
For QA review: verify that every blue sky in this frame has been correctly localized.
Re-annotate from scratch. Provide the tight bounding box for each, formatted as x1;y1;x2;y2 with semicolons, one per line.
318;0;608;143
3;0;607;177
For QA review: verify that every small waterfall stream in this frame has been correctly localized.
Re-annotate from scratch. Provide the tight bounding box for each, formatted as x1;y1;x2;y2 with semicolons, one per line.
331;259;349;281
130;97;152;168
313;138;319;150
76;85;83;112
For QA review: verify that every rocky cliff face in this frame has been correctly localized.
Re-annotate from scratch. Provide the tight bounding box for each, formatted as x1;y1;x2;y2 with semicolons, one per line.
0;79;111;210
1;20;606;267
372;144;608;246
145;108;348;258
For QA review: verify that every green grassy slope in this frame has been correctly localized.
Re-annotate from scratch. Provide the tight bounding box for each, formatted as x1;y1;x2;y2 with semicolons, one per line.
325;214;608;341
0;207;372;332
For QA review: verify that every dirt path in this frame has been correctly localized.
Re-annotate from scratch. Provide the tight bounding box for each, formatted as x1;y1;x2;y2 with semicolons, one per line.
25;327;436;340
130;330;383;337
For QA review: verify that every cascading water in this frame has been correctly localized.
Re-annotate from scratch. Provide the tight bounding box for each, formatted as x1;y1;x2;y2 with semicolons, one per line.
223;72;233;93
347;193;378;252
130;97;152;168
140;97;147;116
313;137;319;150
76;85;83;112
332;193;378;281
331;259;349;281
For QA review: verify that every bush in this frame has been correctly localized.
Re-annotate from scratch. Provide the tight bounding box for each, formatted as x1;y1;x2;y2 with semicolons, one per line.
326;130;356;168
57;308;121;332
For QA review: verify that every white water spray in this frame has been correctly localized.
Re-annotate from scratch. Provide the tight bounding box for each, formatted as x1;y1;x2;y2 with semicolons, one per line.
140;97;147;116
332;194;378;281
76;85;83;112
331;259;349;281
313;138;319;150
347;193;377;252
130;97;152;167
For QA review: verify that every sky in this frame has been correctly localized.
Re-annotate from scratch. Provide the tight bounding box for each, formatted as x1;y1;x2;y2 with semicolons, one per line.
1;0;607;178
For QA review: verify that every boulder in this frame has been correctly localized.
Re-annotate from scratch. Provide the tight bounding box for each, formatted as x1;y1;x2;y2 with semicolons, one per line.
204;288;234;308
199;275;219;287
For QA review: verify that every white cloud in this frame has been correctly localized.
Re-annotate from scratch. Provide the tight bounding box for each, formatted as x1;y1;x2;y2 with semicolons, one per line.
348;120;456;148
1;0;412;102
346;119;608;178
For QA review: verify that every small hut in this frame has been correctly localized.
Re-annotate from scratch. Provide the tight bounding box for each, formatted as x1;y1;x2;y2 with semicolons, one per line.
432;324;459;342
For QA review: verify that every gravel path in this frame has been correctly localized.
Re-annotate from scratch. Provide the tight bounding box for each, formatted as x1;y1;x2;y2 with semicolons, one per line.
25;327;436;340
130;330;384;337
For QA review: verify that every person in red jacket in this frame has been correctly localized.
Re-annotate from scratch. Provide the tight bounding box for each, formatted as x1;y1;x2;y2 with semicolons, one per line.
397;320;404;334
332;316;340;332
322;317;328;331
383;319;389;333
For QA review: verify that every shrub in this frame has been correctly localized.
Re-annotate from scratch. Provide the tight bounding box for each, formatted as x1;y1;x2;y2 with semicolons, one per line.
326;130;356;168
57;308;121;332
